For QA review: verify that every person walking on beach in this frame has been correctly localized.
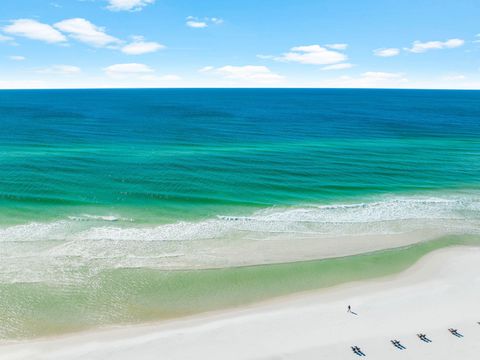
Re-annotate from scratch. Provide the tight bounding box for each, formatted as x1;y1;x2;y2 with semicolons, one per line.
347;305;358;315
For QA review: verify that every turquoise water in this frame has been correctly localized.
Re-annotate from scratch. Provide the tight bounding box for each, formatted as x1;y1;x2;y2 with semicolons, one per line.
1;89;480;338
2;89;480;225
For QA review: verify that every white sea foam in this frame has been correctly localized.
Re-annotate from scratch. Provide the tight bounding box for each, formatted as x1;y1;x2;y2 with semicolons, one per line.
1;193;480;283
2;195;479;242
68;214;133;222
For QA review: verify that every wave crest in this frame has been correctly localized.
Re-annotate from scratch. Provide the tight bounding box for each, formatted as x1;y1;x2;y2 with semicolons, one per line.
1;193;480;283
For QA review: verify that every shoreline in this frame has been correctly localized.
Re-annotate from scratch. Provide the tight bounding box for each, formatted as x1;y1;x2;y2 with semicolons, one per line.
2;245;480;359
1;234;475;340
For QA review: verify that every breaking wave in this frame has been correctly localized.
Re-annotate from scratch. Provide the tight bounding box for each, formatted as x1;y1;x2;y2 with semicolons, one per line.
1;192;480;283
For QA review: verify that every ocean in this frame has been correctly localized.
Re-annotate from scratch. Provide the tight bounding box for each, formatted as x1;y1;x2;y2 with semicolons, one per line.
1;88;480;339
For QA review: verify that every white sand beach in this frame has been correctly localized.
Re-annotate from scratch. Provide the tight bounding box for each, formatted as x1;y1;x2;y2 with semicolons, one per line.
1;246;479;360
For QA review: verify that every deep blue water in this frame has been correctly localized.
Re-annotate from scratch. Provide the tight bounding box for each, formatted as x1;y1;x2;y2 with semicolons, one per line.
1;89;480;225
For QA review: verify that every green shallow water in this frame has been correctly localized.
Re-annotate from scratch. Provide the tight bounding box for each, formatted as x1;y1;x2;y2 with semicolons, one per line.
1;235;478;340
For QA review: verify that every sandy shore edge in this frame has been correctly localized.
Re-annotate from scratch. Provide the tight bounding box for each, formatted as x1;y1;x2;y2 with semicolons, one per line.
1;246;480;359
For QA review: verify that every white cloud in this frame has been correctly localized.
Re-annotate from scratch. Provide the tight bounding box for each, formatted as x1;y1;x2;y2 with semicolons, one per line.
373;48;400;57
198;66;214;72
186;16;224;28
0;80;47;89
104;63;154;77
9;55;26;61
442;74;466;81
0;34;14;42
103;63;178;84
4;19;67;43
276;45;347;65
160;74;181;81
186;20;208;28
204;65;283;82
362;71;404;80
325;43;348;50
406;38;464;53
121;36;165;55
141;74;181;81
256;54;275;60
37;65;81;74
318;71;408;88
321;63;353;71
106;0;155;12
210;17;224;25
54;18;120;47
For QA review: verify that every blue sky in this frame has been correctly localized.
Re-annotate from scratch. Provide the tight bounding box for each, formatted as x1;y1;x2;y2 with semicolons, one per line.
0;0;479;89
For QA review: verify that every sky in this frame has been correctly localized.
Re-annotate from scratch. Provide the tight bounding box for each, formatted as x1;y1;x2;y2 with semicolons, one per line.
0;0;479;89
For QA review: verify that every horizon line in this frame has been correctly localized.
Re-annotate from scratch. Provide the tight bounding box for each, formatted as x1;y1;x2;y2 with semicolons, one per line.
1;87;479;91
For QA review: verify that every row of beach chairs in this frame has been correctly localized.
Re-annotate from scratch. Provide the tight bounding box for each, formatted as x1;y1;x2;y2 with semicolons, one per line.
351;324;477;356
